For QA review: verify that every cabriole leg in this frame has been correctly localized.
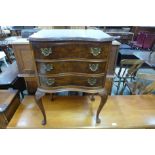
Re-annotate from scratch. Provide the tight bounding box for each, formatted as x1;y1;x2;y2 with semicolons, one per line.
96;89;108;124
35;89;46;125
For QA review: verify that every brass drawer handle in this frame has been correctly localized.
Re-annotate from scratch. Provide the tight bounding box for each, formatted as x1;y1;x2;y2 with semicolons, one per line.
41;48;52;56
42;64;54;72
46;78;55;86
88;78;97;86
89;64;99;72
90;47;101;56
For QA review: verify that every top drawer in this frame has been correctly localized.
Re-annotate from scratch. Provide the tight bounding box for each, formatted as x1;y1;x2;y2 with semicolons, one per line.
31;42;111;59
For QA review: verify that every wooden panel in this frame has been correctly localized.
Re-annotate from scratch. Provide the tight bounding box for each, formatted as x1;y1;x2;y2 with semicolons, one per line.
24;76;113;95
24;77;37;94
12;44;35;75
0;90;18;104
0;90;20;128
36;61;106;74
39;75;105;89
105;77;113;95
5;96;20;122
107;44;119;75
32;42;110;59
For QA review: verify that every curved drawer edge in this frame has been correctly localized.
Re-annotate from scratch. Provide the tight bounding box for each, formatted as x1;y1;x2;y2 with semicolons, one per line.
35;58;107;63
38;86;105;94
38;73;105;77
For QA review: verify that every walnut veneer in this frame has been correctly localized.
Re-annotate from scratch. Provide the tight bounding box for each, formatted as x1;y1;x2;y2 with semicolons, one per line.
11;37;120;95
29;29;114;125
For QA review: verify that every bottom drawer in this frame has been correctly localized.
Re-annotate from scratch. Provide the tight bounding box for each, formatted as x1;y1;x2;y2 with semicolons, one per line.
39;75;105;89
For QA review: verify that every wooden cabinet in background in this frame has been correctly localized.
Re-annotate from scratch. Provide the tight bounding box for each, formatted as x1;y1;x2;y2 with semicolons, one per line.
12;44;35;76
106;42;120;93
12;41;37;94
0;90;20;128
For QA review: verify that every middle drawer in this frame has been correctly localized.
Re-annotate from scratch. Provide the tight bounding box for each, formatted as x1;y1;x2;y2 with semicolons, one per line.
36;61;107;74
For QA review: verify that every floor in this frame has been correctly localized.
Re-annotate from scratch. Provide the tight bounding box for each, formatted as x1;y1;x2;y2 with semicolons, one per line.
7;94;155;129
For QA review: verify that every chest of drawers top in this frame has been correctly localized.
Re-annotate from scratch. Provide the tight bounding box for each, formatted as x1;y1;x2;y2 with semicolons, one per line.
29;29;113;42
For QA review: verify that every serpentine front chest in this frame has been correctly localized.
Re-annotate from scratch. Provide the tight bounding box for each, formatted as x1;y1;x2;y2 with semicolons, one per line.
29;29;113;125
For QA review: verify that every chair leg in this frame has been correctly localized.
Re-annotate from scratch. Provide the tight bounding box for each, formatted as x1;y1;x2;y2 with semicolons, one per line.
116;78;122;95
120;83;126;95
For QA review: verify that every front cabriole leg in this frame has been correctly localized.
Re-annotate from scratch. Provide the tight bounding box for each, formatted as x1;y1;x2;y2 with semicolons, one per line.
35;89;46;125
96;89;108;124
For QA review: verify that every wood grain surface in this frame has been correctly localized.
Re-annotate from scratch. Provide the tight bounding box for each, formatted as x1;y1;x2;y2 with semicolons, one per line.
7;94;155;128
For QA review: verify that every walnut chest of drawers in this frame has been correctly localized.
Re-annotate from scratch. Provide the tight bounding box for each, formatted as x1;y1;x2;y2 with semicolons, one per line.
29;29;114;125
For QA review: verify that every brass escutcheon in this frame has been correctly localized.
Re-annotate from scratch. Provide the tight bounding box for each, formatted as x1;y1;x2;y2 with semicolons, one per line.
46;78;55;86
89;64;99;72
88;78;97;86
41;48;52;56
90;47;101;56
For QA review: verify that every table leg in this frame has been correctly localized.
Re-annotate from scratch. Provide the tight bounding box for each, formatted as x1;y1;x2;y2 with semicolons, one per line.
35;89;46;125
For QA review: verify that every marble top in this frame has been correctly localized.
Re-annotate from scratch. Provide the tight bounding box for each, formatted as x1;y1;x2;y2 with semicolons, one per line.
29;29;114;42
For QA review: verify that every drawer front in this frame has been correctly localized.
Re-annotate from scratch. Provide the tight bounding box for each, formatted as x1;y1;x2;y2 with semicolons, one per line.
39;75;105;88
36;61;107;74
31;42;110;59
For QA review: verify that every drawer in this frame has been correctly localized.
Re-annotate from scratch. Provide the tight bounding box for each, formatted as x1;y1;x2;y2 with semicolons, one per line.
36;61;107;74
39;75;105;88
31;42;110;59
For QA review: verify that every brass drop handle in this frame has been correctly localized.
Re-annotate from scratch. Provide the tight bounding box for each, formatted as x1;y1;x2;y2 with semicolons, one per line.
46;78;55;86
90;47;101;56
41;48;52;56
89;64;99;72
88;78;97;86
